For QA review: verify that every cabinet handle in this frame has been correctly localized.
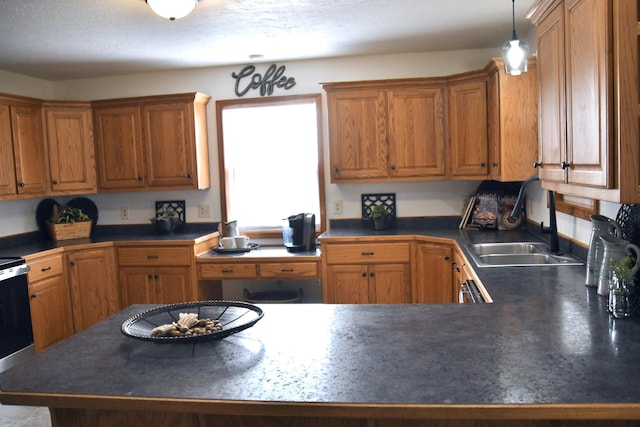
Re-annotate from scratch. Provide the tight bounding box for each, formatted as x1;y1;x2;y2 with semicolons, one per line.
52;179;58;185
18;182;25;187
480;162;486;167
361;272;367;278
41;266;51;272
154;274;159;279
147;255;159;259
561;161;571;169
444;256;450;261
31;294;37;299
454;267;461;272
333;167;340;174
361;252;374;256
187;173;193;179
281;269;294;273
492;162;498;167
533;161;542;168
369;272;375;277
69;261;75;266
137;176;143;181
148;274;153;279
390;165;396;171
222;269;234;273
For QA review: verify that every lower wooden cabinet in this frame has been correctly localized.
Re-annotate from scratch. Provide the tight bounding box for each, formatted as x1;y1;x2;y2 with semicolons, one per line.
26;253;74;353
322;241;412;304
414;242;454;303
325;263;411;304
66;247;120;333
120;266;191;306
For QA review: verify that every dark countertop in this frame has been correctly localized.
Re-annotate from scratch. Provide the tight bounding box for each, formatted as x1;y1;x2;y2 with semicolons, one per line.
1;219;640;418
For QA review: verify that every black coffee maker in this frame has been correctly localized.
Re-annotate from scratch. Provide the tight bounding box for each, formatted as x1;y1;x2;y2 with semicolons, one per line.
285;213;316;252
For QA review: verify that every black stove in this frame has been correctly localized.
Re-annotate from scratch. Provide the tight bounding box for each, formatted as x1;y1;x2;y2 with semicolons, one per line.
0;257;25;269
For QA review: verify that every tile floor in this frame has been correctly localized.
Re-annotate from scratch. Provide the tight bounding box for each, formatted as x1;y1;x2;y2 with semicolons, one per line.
0;403;50;427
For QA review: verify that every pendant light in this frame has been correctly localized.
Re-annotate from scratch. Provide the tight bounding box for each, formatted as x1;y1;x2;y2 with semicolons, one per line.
501;0;529;75
146;0;198;21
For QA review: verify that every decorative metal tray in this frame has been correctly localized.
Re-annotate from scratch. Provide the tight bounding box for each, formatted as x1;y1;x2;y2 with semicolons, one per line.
121;301;264;343
211;243;260;254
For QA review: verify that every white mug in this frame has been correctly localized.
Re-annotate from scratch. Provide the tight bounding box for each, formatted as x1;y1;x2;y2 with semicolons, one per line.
220;237;236;249
234;235;250;248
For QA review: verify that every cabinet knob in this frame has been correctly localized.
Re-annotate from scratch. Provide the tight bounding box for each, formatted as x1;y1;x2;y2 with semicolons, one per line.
52;179;58;185
533;161;542;168
561;161;571;169
454;267;461;272
369;272;375;277
187;173;192;179
137;176;143;181
480;162;486;167
333;167;339;174
148;274;153;279
31;294;37;299
154;274;159;279
390;165;396;171
18;182;25;188
361;272;367;278
69;261;75;266
492;162;498;167
444;256;450;261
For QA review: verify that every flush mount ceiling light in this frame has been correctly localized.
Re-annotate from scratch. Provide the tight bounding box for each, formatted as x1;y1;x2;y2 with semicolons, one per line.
501;0;529;75
146;0;198;21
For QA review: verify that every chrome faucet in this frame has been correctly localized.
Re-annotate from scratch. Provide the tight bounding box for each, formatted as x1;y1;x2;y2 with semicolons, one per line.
510;175;560;254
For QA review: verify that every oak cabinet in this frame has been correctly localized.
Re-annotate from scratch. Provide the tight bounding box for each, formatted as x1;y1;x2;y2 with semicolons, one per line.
323;81;447;183
414;242;454;303
448;75;489;178
118;245;196;305
43;101;97;195
485;58;539;182
66;247;120;333
26;252;74;353
322;242;412;303
528;0;640;202
0;95;48;198
92;92;211;192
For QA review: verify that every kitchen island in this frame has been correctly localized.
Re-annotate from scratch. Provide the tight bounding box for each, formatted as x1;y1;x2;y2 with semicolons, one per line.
1;286;640;426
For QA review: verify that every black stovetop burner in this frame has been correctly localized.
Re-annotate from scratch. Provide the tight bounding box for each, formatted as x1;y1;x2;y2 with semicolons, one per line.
0;257;25;270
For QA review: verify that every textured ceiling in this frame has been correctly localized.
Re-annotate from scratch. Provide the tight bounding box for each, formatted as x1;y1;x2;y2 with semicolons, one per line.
0;0;535;81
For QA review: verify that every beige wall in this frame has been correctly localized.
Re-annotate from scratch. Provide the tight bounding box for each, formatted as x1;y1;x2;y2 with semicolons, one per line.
0;48;620;245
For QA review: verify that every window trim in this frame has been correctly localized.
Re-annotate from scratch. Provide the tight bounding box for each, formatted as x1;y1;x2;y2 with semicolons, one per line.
215;94;326;239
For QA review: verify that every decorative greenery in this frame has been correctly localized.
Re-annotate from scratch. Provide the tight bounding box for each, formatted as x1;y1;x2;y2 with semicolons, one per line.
154;206;179;221
613;255;638;284
369;205;389;219
51;205;90;224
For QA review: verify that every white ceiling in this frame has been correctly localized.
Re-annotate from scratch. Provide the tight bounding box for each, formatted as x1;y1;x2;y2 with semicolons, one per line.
0;0;535;81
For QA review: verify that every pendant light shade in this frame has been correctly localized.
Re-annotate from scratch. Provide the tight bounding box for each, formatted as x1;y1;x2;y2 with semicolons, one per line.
146;0;198;21
502;0;529;75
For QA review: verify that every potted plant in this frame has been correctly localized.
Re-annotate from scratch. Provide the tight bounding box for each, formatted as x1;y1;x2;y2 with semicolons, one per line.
47;205;92;241
369;205;390;231
151;206;180;234
609;254;639;318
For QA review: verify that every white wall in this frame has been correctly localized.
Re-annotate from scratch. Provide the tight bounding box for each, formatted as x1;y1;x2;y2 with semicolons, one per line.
0;48;620;245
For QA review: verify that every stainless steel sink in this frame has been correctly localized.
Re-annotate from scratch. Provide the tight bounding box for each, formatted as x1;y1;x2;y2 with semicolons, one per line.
466;242;584;267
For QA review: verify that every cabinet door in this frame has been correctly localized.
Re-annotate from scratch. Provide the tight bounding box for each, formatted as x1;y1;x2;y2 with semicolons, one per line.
327;89;388;181
388;87;446;178
154;267;191;304
371;263;411;303
142;102;196;188
93;106;145;190
325;264;371;304
448;79;489;178
120;267;155;307
537;3;567;184
28;274;75;353
44;105;96;194
414;243;454;303
0;104;17;196
10;104;48;195
564;0;612;187
67;248;120;332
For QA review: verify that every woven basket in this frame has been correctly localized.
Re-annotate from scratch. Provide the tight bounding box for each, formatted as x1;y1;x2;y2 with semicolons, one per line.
47;221;92;241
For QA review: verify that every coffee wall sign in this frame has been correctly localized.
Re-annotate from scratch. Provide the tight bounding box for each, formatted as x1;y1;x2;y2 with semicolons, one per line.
231;63;296;97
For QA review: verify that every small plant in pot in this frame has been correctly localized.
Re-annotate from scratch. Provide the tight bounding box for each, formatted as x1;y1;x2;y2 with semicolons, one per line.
151;207;180;234
369;205;390;231
47;205;92;241
609;254;639;318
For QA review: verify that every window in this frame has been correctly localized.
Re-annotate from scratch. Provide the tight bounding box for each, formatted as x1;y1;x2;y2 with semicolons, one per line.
216;94;325;236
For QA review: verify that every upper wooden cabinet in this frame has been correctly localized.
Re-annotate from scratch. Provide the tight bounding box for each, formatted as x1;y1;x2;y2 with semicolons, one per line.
528;0;640;202
485;58;539;182
323;79;447;183
43;101;97;195
322;59;538;184
0;94;49;199
92;92;211;192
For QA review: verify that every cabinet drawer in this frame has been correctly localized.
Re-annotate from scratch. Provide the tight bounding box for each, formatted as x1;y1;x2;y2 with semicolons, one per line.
27;255;64;283
324;243;410;264
198;263;257;279
118;247;191;266
259;262;318;279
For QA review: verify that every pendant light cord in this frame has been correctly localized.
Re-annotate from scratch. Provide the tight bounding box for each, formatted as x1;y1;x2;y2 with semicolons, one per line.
511;0;518;40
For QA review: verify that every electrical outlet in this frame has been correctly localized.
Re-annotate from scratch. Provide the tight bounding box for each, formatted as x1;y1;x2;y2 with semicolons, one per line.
333;200;343;215
198;204;211;218
120;207;129;220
